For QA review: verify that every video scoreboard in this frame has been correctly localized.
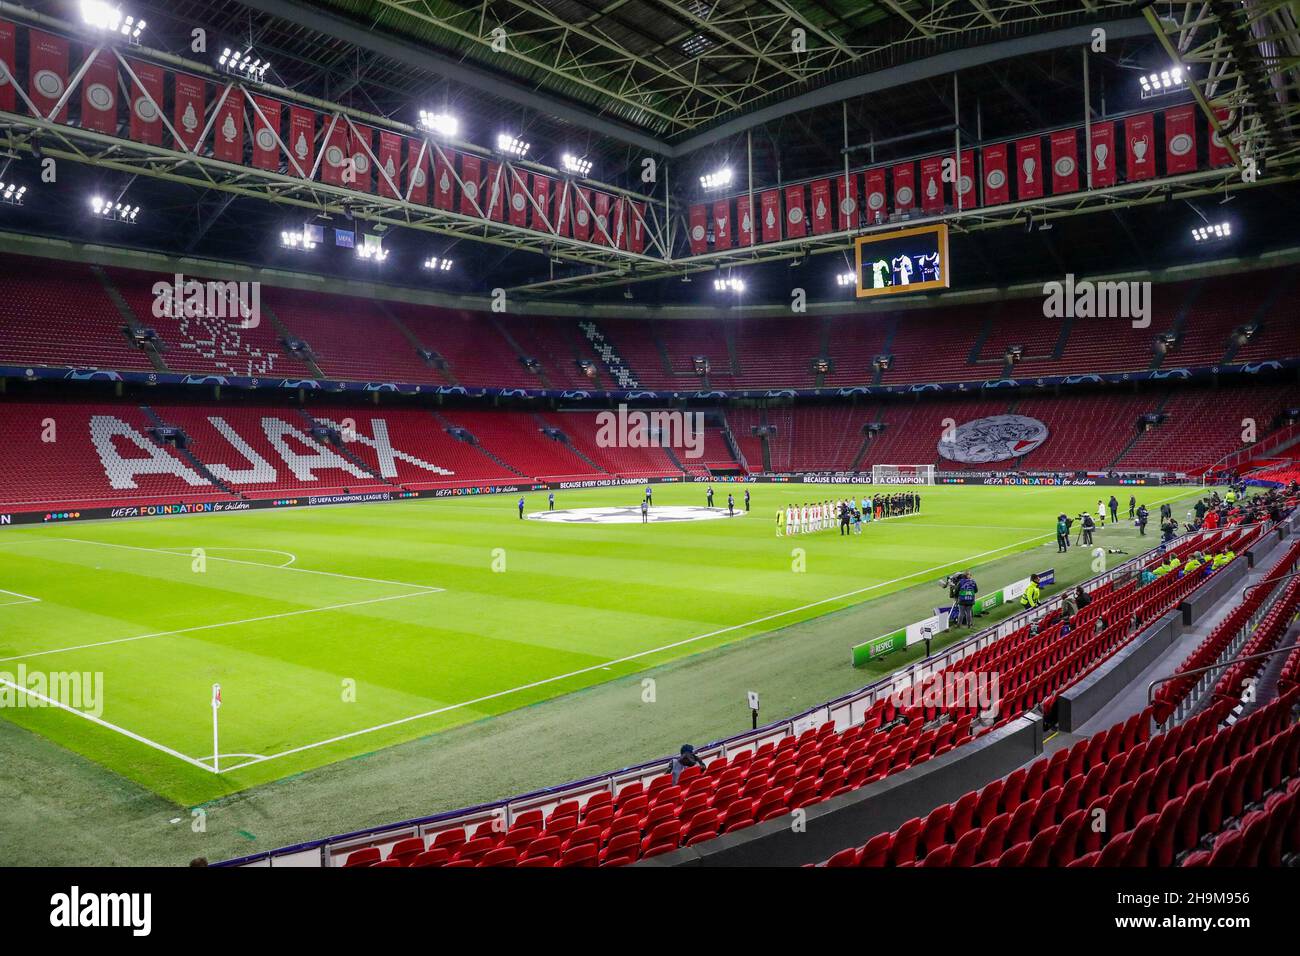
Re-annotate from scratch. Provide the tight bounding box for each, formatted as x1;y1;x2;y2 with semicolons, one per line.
853;223;950;299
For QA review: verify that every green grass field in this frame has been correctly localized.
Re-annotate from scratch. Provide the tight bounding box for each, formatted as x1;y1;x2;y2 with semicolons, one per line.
0;482;1202;821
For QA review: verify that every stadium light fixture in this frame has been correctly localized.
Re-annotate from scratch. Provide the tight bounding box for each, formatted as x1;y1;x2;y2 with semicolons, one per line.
496;133;530;157
0;181;27;206
423;257;454;272
1139;65;1185;99
81;2;145;40
219;47;272;82
356;241;389;262
1191;221;1232;243
700;167;733;190
91;195;139;222
713;276;744;293
561;153;593;177
418;111;459;138
836;271;856;287
280;228;317;251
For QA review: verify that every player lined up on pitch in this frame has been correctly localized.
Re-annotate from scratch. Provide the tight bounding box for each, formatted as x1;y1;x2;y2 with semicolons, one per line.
776;492;921;536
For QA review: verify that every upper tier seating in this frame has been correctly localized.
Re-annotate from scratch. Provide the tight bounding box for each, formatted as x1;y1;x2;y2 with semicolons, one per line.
2;256;1297;390
0;256;156;371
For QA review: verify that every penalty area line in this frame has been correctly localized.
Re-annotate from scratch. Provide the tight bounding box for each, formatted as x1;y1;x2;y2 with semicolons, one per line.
218;529;1055;773
0;675;218;774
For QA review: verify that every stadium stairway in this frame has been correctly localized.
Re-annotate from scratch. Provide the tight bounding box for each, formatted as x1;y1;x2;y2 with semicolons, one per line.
430;410;528;479
92;266;170;373
293;408;393;487
139;404;239;499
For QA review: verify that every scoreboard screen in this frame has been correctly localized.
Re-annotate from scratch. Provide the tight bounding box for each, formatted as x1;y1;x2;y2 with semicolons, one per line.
854;223;950;299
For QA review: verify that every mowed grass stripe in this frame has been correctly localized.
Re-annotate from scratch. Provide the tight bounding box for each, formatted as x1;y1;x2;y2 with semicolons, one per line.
0;484;1198;804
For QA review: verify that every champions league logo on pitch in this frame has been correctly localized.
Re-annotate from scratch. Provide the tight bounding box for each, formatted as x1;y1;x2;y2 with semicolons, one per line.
938;414;1049;464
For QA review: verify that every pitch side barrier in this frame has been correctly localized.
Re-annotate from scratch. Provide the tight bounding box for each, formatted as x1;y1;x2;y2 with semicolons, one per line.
0;470;1191;527
218;521;1246;867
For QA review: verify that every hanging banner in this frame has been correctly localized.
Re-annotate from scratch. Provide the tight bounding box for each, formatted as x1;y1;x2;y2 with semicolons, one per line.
532;173;551;231
173;72;205;151
0;20;14;112
28;30;70;121
836;172;858;231
319;120;349;185
809;179;833;234
1208;108;1233;168
431;146;455;208
1050;129;1079;194
628;200;646;252
919;156;944;213
712;198;732;249
285;107;315;177
407;139;430;204
1015;137;1043;199
347;124;373;192
611;197;626;248
736;194;754;246
1125;112;1156;182
459;153;482;215
592;191;612;245
784;184;807;237
953;149;977;209
1088;122;1115;188
211;88;244;163
507;168;529;227
376;130;402;198
760;189;781;242
484;161;505;220
864;168;887;224
126;59;164;145
554;181;571;237
1165;105;1198;174
688;202;709;253
892;162;915;214
573;187;593;240
981;143;1010;205
79;50;118;134
249;95;282;171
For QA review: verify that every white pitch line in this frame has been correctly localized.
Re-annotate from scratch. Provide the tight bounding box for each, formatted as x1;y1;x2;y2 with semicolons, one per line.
0;675;216;773
55;537;441;592
219;529;1059;772
156;547;299;568
0;588;40;607
0;589;443;664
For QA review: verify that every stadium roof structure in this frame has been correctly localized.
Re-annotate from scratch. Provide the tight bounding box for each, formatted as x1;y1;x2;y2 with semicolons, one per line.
0;1;1299;304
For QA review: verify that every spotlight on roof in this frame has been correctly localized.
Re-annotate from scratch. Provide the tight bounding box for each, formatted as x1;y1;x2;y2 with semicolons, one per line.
280;228;317;251
496;133;530;157
561;153;593;177
0;181;26;206
356;239;389;262
220;47;271;81
418;111;459;138
91;194;139;222
423;256;454;272
713;276;744;293
1191;221;1233;243
700;167;733;190
1140;65;1186;99
81;1;143;38
836;271;856;287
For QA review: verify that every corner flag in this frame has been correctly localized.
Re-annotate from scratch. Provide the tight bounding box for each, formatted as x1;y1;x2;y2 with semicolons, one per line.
212;683;222;709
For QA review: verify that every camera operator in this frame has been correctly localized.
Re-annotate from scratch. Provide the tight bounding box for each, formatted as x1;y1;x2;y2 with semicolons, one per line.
1080;511;1096;546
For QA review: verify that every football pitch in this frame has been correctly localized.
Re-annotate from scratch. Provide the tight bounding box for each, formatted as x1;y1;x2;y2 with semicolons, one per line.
0;483;1202;809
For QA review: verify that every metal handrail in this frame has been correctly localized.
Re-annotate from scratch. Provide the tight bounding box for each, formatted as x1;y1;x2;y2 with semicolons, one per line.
1147;643;1300;708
